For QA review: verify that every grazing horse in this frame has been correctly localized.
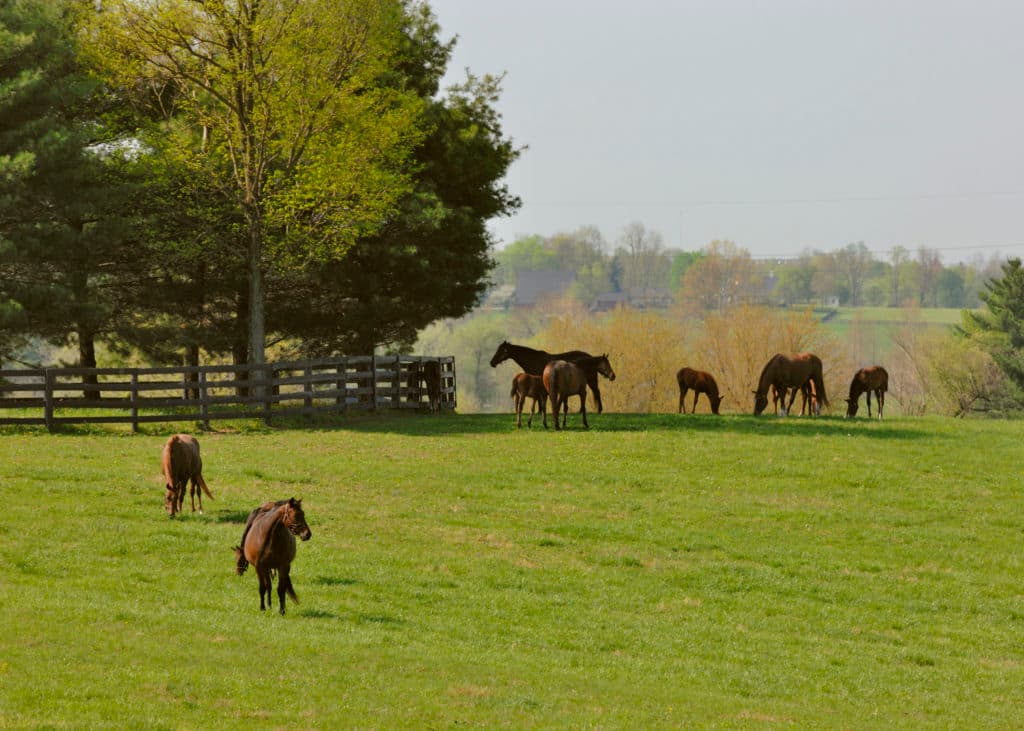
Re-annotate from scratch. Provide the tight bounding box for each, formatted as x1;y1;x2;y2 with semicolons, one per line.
753;353;828;416
161;434;213;517
490;341;608;413
511;372;548;428
676;367;724;414
846;366;888;418
543;354;616;430
233;498;312;614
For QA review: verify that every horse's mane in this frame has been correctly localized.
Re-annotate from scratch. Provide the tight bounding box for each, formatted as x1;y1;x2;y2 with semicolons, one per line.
755;354;781;394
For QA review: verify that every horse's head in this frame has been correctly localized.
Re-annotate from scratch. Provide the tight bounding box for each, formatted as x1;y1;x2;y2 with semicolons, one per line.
597;354;616;381
753;390;768;415
489;340;510;368
845;397;858;418
164;485;177;516
711;394;725;414
284;497;312;541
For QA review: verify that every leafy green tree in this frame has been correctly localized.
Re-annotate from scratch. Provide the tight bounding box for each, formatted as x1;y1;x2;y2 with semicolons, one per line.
494;236;556;285
0;0;141;389
963;258;1024;391
266;5;520;355
90;0;423;381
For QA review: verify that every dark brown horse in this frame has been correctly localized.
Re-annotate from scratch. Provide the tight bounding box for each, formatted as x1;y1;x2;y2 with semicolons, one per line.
511;372;548;428
676;367;724;414
490;341;608;413
846;366;888;418
753;353;828;416
543;355;615;430
161;434;213;517
233;498;312;614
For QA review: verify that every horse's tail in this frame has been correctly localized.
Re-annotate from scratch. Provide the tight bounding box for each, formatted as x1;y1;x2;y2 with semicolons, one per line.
233;546;248;575
196;473;214;500
813;361;829;410
510;381;518;399
282;574;299;604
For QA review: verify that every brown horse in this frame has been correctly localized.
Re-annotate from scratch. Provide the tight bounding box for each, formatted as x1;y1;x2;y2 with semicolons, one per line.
676;367;724;414
543;355;615;430
511;372;548;428
490;341;608;413
846;366;888;418
161;434;213;517
234;498;312;614
753;353;828;416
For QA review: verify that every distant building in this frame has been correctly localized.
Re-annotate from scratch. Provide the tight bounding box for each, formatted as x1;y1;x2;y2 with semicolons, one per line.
513;270;576;308
591;288;674;312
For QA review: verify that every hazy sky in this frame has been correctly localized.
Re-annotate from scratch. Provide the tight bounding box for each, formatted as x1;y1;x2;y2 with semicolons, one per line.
429;1;1024;262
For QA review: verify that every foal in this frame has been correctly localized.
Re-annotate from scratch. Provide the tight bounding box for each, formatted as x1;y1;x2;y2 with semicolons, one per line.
161;434;213;517
510;372;548;428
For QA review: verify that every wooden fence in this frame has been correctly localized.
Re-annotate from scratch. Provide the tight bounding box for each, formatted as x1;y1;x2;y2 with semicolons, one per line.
0;355;455;431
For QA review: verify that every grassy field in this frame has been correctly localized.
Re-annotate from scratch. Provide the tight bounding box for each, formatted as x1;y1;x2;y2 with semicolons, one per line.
1;413;1022;728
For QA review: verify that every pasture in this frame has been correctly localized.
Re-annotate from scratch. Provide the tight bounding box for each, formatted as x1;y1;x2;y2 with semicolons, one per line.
1;414;1022;728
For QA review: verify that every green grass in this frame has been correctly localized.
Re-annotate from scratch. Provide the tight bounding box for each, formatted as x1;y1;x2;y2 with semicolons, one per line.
1;413;1023;728
833;307;968;326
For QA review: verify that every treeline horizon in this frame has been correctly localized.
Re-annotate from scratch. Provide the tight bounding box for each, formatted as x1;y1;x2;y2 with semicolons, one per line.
492;223;1008;310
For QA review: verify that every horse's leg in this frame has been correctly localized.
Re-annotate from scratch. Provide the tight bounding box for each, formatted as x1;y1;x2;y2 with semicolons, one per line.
865;390;872;418
877;389;884;419
580;391;589;429
588;373;603;414
257;570;269;611
678;387;686;414
693;391;700;414
278;567;289;615
515;393;523;429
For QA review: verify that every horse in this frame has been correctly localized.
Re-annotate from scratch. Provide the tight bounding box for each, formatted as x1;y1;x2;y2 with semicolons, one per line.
233;498;312;614
543;354;615;430
846;366;888;418
676;367;724;414
161;434;213;517
753;353;828;416
511;372;548;428
490;341;608;413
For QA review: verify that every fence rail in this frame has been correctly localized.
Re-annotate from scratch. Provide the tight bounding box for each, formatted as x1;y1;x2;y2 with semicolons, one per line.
0;355;455;431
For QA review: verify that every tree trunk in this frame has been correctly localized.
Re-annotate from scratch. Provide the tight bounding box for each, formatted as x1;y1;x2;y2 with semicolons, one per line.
245;206;265;399
79;330;100;400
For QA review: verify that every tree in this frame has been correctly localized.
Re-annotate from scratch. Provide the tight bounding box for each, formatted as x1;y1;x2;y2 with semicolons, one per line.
833;242;874;306
0;0;142;389
91;0;423;382
265;6;520;355
679;240;755;311
614;222;670;291
963;258;1024;392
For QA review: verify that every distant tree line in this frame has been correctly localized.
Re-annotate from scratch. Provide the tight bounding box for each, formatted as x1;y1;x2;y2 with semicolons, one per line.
495;224;1005;311
0;0;519;377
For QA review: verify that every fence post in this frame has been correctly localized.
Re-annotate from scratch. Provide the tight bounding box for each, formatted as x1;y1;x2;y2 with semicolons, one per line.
393;355;402;410
371;354;377;412
199;370;209;430
304;366;313;418
263;365;273;426
336;359;346;414
44;369;54;432
130;372;139;433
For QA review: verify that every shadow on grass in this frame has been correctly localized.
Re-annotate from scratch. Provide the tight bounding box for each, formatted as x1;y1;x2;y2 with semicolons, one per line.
214;509;255;524
4;409;944;441
277;411;942;441
313;576;358;587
